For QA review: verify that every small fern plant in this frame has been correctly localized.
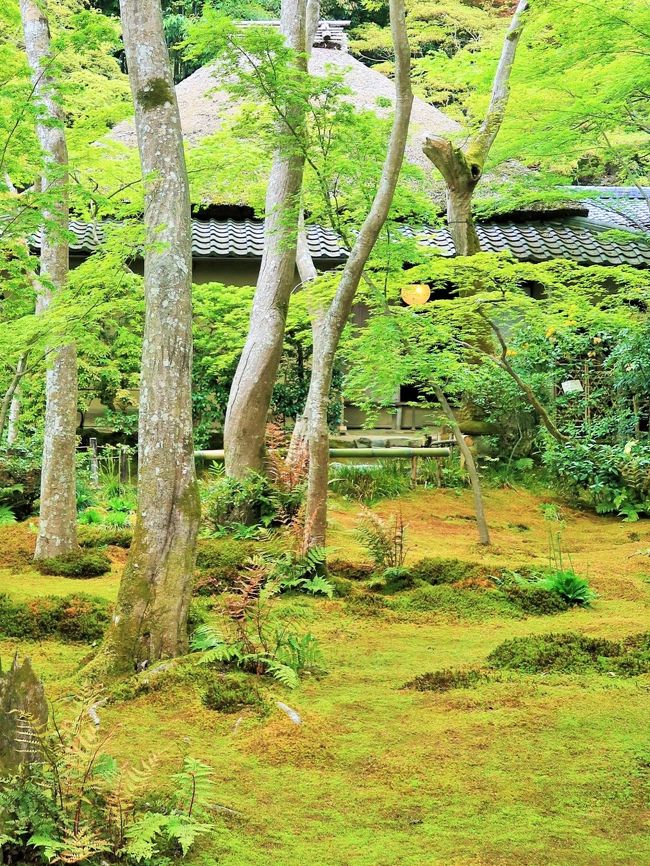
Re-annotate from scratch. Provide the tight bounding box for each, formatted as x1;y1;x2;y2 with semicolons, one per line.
356;508;407;569
0;698;217;866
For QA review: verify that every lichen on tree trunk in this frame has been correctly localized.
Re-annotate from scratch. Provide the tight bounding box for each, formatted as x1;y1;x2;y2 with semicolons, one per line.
94;0;200;675
19;0;78;559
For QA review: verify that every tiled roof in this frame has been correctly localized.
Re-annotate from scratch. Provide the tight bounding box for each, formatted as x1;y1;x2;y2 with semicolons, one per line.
413;218;650;268
50;219;346;261
50;188;650;269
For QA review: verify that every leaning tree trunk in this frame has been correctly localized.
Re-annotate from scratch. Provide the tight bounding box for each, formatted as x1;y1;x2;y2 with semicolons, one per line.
434;386;490;546
303;0;413;550
95;0;200;675
422;0;529;255
20;0;78;559
224;0;316;480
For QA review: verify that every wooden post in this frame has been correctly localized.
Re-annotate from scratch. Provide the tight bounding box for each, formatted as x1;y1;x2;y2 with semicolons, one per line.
89;437;99;486
119;448;128;485
410;455;418;487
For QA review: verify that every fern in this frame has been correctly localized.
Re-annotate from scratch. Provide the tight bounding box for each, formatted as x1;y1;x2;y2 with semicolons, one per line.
0;505;17;526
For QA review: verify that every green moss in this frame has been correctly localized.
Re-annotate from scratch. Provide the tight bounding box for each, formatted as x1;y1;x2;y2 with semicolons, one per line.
78;526;132;549
410;557;482;585
35;551;111;578
136;78;173;110
487;632;650;676
201;674;267;714
403;668;486;692
0;593;111;642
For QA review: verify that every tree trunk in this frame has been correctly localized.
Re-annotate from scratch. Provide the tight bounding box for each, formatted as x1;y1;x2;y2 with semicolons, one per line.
7;389;21;446
434;386;490;546
96;0;200;675
0;355;26;444
19;0;78;559
422;0;529;255
303;0;413;549
224;0;314;480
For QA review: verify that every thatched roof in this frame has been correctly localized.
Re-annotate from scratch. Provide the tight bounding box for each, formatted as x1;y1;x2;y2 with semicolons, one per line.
110;39;459;174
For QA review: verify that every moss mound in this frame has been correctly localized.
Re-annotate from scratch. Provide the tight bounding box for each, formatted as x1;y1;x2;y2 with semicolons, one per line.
78;526;133;549
328;559;374;581
0;523;36;571
201;674;267;714
35;551;111;578
0;593;111;642
487;632;650;676
194;537;256;594
403;668;485;692
411;557;484;586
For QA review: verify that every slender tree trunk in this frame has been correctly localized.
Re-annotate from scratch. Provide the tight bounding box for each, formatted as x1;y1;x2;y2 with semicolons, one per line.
287;212;319;468
95;0;200;675
20;0;78;559
303;0;413;549
422;0;528;254
224;0;316;480
0;355;26;443
7;390;21;446
434;386;490;546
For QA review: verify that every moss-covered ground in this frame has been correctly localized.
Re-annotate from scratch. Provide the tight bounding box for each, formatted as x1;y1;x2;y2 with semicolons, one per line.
1;487;649;865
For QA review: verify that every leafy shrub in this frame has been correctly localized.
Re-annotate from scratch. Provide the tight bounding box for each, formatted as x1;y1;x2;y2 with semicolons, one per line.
543;439;650;520
537;569;596;606
329;461;411;503
0;593;111;642
201;674;266;713
34;551;111;578
78;526;133;548
78;507;103;525
0;447;41;520
403;668;485;692
356;509;407;569
201;465;303;531
327;559;374;580
411;557;481;585
487;631;650;676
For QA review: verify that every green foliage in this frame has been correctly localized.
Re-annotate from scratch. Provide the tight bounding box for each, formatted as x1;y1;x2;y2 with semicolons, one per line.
194;536;256;595
0;505;17;526
536;569;597;607
329;461;411;504
0;448;40;520
0;593;110;642
191;551;328;688
403;668;485;692
0;702;216;866
201;674;267;714
544;440;650;520
356;509;407;570
34;551;111;578
487;632;650;676
201;466;303;531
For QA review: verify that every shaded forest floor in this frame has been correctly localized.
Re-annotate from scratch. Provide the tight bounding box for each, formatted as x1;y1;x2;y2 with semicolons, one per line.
2;486;650;866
